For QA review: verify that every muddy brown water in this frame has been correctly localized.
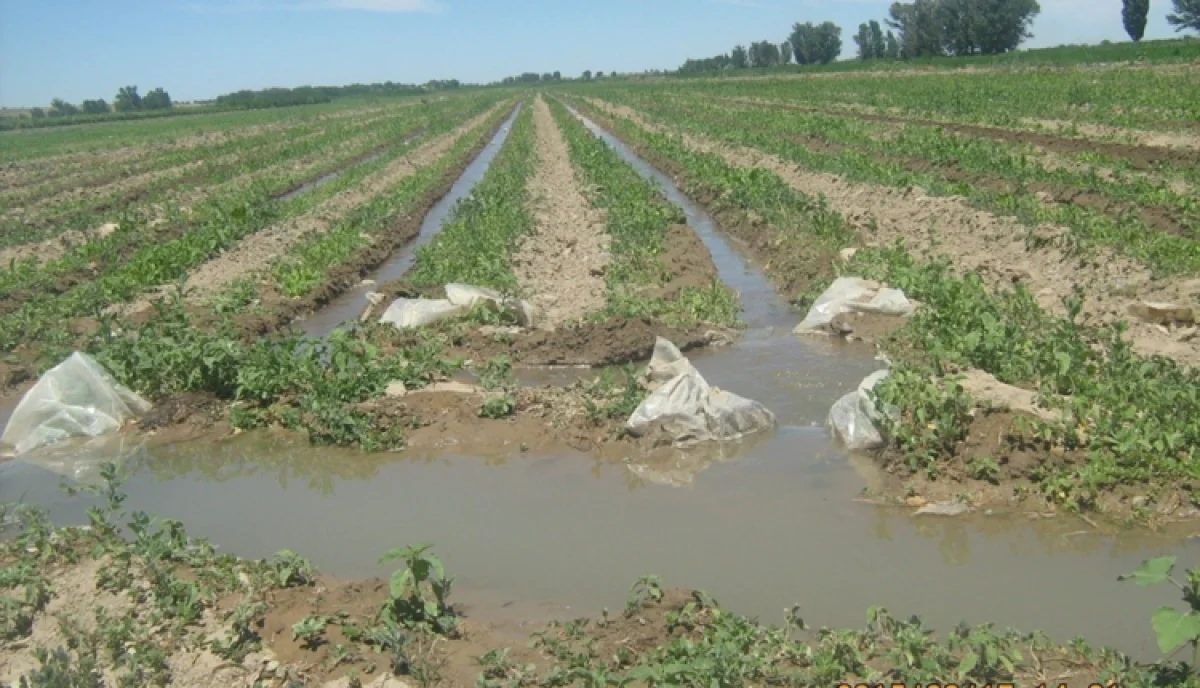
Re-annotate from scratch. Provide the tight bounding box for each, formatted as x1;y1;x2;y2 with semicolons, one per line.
3;103;1199;660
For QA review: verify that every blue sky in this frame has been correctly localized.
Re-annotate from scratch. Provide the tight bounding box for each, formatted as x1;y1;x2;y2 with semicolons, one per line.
0;0;1189;106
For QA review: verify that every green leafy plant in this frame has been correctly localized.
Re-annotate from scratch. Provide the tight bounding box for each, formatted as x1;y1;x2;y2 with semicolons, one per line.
378;543;458;636
1121;556;1200;672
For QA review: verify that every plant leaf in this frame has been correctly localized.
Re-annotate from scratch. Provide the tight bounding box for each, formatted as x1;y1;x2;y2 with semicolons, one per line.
1151;607;1200;654
390;568;414;599
957;650;978;679
1119;556;1176;586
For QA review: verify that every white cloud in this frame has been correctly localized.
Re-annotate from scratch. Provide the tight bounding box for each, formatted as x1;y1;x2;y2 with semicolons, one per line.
186;0;441;14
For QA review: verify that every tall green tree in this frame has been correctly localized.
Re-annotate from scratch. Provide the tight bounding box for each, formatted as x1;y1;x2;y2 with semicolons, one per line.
789;21;842;64
731;44;749;68
886;30;901;58
1123;0;1151;40
81;99;109;114
855;23;875;59
749;40;781;66
887;0;944;57
780;40;792;63
1168;0;1200;31
114;85;141;112
49;98;78;117
869;20;887;57
974;0;1040;54
142;87;172;110
581;70;592;80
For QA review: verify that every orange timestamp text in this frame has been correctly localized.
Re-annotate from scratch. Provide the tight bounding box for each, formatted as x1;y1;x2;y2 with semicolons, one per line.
836;684;1119;688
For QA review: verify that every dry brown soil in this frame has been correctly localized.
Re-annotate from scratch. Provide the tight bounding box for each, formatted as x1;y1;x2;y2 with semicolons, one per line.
513;96;611;326
585;97;1200;368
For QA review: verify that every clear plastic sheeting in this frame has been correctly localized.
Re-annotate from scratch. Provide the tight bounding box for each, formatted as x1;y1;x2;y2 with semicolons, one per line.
827;369;893;451
794;277;915;334
626;337;775;447
378;298;469;329
1;352;151;457
378;284;538;330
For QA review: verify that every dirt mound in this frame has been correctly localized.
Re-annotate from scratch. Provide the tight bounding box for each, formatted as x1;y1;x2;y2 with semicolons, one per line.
445;316;723;367
514;96;610;326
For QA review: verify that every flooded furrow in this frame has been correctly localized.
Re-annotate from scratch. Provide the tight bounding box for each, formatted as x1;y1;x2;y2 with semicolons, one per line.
297;106;522;338
5;104;1200;662
275;129;426;202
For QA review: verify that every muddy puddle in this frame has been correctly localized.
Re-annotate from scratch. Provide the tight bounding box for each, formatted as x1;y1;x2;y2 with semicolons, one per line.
5;102;1200;662
297;107;523;338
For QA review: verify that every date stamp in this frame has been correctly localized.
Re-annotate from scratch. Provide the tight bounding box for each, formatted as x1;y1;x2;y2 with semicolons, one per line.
836;684;1119;688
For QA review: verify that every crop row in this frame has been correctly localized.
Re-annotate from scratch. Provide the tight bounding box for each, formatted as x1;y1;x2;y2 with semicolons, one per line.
0;99;475;304
0;106;433;249
269;103;520;299
566;96;1200;514
89;112;520;448
0;107;400;209
0;97;502;354
403;102;536;293
547;99;737;327
653;65;1200;132
0;99;402;164
591;89;1200;277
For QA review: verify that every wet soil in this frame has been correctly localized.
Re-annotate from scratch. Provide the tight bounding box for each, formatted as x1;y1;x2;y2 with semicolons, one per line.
583;97;1200;369
514;96;611;326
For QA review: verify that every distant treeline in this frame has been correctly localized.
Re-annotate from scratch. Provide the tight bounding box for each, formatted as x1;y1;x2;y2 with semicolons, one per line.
679;0;1045;74
215;80;461;110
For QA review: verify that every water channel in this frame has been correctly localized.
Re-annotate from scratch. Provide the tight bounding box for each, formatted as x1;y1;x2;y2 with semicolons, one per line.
1;101;1196;659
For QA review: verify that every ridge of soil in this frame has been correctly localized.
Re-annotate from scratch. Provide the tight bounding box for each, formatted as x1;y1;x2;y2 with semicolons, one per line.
513;96;611;326
0;107;516;396
0;128;429;312
688;103;1194;237
122;105;509;314
584;97;1200;368
722;96;1200;169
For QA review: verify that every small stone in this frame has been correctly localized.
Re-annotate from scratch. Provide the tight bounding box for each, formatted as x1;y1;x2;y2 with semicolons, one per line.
361;279;377;287
913;502;970;517
385;381;408;397
1128;301;1195;326
904;496;928;507
1131;495;1150;508
365;291;386;306
838;247;858;262
410;381;482;395
265;660;280;675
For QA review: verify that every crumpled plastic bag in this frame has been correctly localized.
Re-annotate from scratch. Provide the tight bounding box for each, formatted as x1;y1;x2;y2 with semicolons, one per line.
626;337;775;447
378;283;538;330
827;369;894;450
1;352;152;457
794;277;915;334
446;283;537;328
378;298;469;329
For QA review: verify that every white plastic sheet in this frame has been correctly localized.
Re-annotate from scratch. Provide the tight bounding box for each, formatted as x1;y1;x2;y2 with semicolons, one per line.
1;352;151;457
827;369;892;451
446;283;537;328
626;337;775;446
378;283;538;330
794;277;915;335
378;298;469;329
